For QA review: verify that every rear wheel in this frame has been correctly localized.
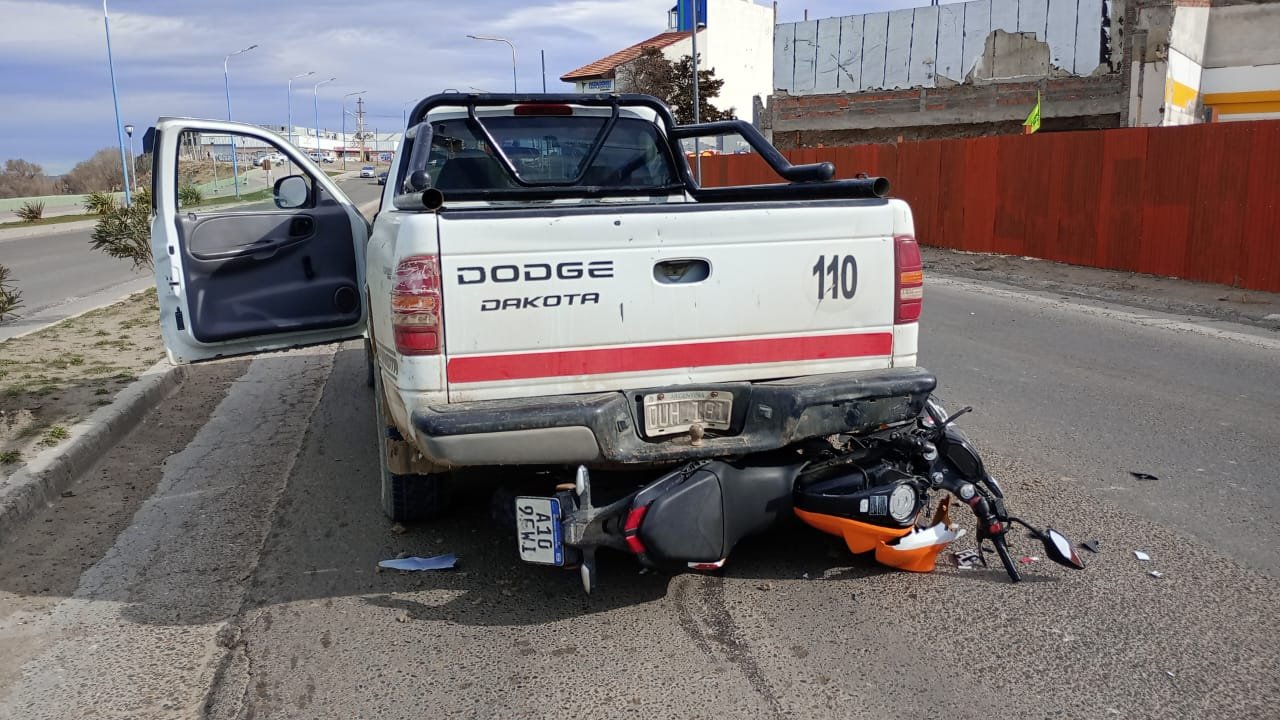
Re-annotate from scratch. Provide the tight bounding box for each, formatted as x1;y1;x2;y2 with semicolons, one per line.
373;369;450;523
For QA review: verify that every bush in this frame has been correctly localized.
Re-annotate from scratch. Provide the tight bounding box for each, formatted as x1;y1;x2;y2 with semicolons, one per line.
178;185;202;207
15;200;44;222
90;199;153;271
0;265;20;320
84;191;118;215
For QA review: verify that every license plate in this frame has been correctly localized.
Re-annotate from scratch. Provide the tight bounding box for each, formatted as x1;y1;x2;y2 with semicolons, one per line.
642;390;733;437
515;496;564;566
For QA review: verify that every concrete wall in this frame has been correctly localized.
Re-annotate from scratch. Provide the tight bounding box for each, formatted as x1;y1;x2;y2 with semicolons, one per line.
774;0;1108;94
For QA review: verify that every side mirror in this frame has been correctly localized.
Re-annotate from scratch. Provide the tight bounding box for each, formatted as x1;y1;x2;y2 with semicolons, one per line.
1040;528;1086;570
273;175;309;209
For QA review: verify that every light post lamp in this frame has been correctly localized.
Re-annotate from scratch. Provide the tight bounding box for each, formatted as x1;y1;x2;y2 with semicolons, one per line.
690;1;704;183
124;124;135;195
224;44;257;198
102;0;131;206
313;77;336;162
342;90;365;169
402;99;414;129
286;71;315;173
466;35;517;92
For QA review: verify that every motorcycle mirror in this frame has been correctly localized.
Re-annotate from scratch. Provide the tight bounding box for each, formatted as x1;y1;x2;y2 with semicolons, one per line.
1040;528;1086;570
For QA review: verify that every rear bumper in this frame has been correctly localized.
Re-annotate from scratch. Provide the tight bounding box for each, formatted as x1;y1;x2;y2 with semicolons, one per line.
410;367;937;467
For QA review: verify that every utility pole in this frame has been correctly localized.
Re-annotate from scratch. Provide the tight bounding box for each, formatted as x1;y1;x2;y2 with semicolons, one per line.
541;50;547;93
356;97;368;162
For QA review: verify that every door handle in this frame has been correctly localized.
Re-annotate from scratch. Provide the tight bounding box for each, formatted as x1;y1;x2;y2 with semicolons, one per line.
289;216;315;237
653;258;711;284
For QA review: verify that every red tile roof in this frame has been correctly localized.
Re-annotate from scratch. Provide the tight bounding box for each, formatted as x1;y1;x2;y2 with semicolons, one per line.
560;30;694;81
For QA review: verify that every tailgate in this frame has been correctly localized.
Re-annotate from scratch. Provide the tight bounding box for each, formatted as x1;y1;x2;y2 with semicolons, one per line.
438;200;907;402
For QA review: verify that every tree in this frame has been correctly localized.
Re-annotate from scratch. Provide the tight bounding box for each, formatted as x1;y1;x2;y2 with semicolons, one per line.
61;148;127;195
0;158;56;199
615;47;734;124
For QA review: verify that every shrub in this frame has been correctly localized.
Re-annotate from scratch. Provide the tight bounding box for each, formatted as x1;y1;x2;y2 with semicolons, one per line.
84;191;118;215
90;199;153;271
0;265;20;320
178;185;202;207
15;200;44;222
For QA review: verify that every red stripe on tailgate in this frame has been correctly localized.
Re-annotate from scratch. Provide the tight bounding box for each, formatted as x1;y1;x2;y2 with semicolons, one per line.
446;332;894;384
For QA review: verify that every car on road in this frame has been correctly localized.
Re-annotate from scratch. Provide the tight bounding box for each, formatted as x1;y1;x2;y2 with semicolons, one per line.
147;94;924;583
376;170;388;185
359;165;377;178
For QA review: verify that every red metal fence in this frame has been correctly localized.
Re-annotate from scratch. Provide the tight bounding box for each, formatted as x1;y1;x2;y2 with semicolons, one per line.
697;121;1280;293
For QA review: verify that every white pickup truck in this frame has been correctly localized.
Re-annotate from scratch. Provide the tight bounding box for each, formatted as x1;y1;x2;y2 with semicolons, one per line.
148;94;932;536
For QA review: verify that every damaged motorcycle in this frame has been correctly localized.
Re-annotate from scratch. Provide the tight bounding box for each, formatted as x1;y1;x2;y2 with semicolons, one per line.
514;397;1085;592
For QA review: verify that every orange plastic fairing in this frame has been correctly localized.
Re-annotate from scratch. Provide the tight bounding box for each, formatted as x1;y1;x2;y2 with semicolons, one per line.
793;508;911;554
873;539;951;573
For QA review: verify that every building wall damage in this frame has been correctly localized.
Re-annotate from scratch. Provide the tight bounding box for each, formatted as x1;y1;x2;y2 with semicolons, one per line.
767;0;1280;148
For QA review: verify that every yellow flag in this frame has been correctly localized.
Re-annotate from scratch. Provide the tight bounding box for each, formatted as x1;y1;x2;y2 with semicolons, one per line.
1023;92;1042;134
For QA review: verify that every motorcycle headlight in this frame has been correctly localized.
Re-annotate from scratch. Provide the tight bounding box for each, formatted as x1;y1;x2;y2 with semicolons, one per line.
888;484;917;523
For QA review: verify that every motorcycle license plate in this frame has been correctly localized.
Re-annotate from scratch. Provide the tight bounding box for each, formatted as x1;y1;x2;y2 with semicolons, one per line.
515;496;564;566
643;391;732;437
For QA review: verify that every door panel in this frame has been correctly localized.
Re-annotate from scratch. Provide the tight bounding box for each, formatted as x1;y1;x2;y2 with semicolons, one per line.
151;118;367;364
174;188;362;343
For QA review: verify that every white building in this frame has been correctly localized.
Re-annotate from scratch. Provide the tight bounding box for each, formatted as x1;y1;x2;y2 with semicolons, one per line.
560;0;774;122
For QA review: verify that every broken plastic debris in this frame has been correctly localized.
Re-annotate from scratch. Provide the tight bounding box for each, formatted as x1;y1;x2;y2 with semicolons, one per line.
1129;471;1159;481
1018;556;1040;565
1165;671;1175;678
378;553;457;571
1149;571;1165;578
1080;540;1101;554
1133;550;1150;561
952;548;981;569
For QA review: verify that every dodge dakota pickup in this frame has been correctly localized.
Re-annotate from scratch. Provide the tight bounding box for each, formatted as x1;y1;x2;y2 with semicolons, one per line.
148;93;942;583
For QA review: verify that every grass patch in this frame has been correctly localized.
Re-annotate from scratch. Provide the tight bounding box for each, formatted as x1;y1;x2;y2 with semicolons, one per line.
186;187;272;209
39;425;70;446
0;450;20;464
93;388;111;396
0;212;97;229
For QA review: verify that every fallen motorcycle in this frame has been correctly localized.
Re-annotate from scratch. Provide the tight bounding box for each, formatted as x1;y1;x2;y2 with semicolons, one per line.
513;397;1085;592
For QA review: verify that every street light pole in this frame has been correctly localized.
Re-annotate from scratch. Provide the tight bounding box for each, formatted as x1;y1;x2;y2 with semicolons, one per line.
403;99;414;129
466;35;517;92
690;0;702;183
102;0;132;206
124;124;135;195
287;71;315;173
313;77;336;162
223;43;258;199
342;90;365;169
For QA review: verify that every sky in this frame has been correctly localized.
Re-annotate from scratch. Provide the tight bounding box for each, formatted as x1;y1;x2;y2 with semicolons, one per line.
1;0;929;174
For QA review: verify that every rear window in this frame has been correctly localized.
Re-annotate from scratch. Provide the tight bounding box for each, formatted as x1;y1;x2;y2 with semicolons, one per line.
411;114;679;193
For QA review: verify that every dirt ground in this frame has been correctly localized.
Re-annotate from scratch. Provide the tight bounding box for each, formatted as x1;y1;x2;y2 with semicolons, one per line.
0;290;162;469
923;247;1280;331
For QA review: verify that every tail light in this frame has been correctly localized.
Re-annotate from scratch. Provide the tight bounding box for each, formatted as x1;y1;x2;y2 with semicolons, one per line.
513;104;573;116
392;255;443;355
623;504;648;555
894;235;923;324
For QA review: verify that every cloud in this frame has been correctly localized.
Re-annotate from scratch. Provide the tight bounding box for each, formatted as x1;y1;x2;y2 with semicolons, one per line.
0;0;693;167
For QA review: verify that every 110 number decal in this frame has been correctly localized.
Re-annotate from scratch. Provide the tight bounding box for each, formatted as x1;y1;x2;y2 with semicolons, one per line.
812;254;858;300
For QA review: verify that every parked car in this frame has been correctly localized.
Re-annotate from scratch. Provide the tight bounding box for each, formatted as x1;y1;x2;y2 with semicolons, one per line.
360;165;377;178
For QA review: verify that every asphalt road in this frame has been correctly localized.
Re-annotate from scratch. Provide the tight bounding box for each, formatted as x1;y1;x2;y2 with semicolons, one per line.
1;274;1278;719
0;176;384;341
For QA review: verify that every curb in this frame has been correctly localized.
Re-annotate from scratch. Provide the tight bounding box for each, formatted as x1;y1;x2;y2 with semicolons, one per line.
0;359;187;542
0;219;97;243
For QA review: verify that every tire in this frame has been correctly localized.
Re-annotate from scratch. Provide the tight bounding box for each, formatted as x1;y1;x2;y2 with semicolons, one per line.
373;370;450;523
